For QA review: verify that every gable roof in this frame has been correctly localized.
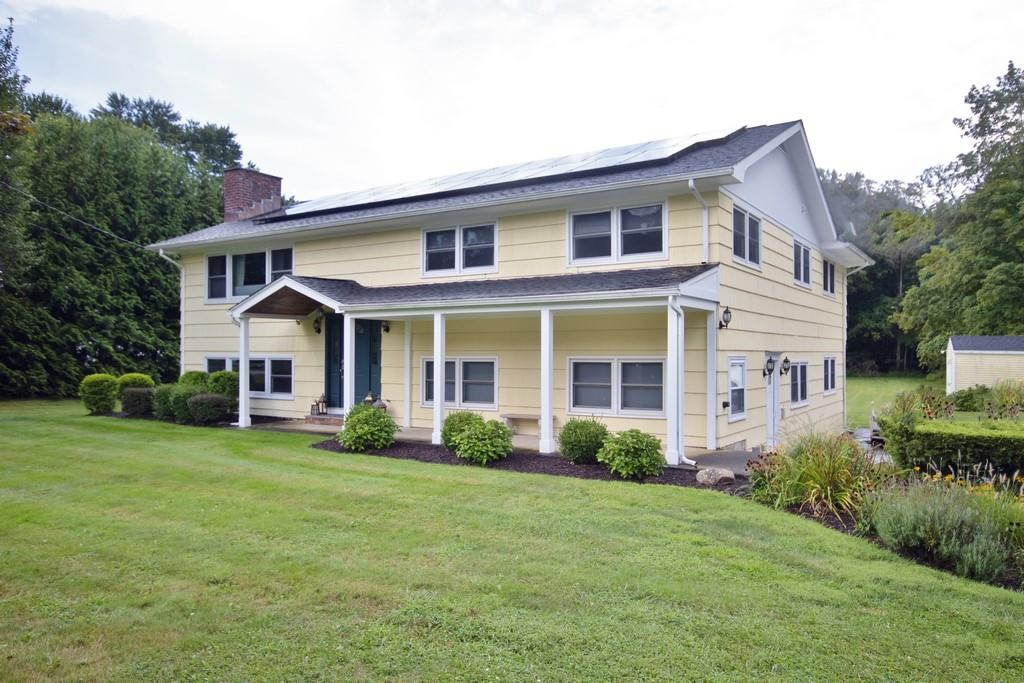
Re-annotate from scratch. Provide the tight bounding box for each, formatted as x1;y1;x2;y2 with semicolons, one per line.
949;335;1024;352
150;121;801;251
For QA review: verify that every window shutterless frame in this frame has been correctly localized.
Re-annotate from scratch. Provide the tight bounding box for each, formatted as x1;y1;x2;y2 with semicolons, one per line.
566;202;668;266
789;361;809;407
566;356;666;418
823;356;837;394
203;355;294;398
822;259;836;295
793;241;811;287
727;357;747;422
731;206;762;268
204;246;294;303
421;224;498;277
420;356;498;409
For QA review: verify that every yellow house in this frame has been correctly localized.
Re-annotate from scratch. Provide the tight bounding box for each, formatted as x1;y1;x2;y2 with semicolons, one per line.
149;120;872;465
945;336;1024;393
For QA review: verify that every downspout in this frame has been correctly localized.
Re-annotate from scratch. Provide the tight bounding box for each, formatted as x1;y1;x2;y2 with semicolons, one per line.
688;179;709;264
158;249;185;376
668;297;697;467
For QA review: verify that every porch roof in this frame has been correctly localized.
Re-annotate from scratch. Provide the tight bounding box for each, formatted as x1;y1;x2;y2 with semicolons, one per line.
234;264;717;318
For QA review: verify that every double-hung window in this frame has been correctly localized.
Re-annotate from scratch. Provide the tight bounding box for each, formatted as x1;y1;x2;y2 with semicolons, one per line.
823;259;836;295
793;242;811;286
569;204;665;264
203;356;292;396
732;208;761;266
569;358;664;414
207;247;293;300
423;358;496;407
728;358;746;419
823;357;837;394
790;361;808;406
423;224;495;274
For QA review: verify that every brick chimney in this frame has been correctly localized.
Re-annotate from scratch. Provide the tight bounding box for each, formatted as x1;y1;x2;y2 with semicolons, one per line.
223;168;283;222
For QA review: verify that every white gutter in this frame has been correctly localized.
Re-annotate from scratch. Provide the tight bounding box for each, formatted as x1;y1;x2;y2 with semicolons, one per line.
688;179;710;263
667;296;697;467
158;249;185;376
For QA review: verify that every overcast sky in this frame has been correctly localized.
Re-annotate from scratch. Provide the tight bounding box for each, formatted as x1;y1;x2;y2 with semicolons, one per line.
4;0;1022;200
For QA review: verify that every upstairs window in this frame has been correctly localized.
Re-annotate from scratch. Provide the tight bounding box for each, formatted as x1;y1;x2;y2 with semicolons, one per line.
207;248;293;301
424;224;495;274
732;208;761;266
207;255;227;299
271;248;293;281
233;252;267;296
569;204;665;264
823;259;836;295
793;242;811;286
790;361;808;405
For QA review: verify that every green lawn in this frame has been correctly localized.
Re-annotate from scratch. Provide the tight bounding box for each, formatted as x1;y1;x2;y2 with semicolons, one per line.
847;374;942;428
1;401;1022;681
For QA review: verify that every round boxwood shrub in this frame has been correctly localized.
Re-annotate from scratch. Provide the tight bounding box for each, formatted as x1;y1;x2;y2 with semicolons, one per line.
121;387;154;417
207;370;240;408
187;393;230;425
337;405;398;451
79;373;119;415
441;411;485;450
597;429;665;480
117;372;155;399
178;370;209;389
452;419;513;466
170;384;205;424
152;384;176;421
558;417;609;464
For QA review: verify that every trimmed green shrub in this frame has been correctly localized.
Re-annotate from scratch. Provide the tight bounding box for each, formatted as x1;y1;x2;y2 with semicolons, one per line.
596;429;664;480
898;420;1024;473
79;373;119;415
337;406;398;451
863;479;1024;584
152;384;176;421
121;387;154;417
178;370;209;389
452;419;513;466
441;411;485;451
558;417;609;464
170;384;205;424
187;393;230;425
749;432;890;516
951;384;989;412
207;370;240;409
117;372;155;398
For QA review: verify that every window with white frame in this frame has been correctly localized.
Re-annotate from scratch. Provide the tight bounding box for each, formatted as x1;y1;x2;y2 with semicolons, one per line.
569;358;664;414
793;242;811;286
732;208;761;266
423;358;496;407
790;361;808;405
728;358;746;418
824;356;837;393
207;248;293;300
823;259;836;295
569;204;665;263
204;356;293;396
423;224;495;274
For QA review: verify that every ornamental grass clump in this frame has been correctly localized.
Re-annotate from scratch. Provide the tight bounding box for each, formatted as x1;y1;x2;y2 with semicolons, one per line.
441;411;485;451
337;405;398;452
558;417;609;464
79;373;119;415
596;429;664;480
452;419;513;466
748;431;890;517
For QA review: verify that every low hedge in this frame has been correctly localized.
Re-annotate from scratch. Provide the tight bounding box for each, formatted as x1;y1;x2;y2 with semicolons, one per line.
121;387;154;417
893;420;1024;473
153;385;176;421
117;372;155;398
451;419;513;466
178;371;209;389
79;374;119;415
187;393;230;425
558;417;608;464
337;405;398;451
170;384;205;424
207;370;239;407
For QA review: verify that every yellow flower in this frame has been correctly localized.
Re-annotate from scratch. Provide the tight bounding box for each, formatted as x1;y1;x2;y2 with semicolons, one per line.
913;466;921;472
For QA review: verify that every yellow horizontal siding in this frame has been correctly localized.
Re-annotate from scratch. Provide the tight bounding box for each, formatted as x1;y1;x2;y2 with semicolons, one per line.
954;352;1024;391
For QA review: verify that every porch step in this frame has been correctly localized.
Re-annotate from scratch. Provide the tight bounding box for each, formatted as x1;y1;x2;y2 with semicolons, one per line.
305;414;344;427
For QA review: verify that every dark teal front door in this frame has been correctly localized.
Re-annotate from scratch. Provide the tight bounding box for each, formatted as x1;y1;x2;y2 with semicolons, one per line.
325;315;381;408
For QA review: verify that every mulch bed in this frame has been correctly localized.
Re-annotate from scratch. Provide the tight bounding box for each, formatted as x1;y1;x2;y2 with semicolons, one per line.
311;438;749;494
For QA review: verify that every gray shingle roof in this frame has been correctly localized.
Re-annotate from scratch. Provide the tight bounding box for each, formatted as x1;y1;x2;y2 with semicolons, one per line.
284;264;715;307
151;121;797;250
950;335;1024;352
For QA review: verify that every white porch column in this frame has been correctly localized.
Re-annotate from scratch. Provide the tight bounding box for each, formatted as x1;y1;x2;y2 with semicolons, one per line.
539;307;554;454
665;304;681;465
343;314;356;411
238;316;251;428
403;320;412;429
706;310;718;449
431;313;446;444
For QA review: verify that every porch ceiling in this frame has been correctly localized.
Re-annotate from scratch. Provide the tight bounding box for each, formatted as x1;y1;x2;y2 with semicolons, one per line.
244;288;323;317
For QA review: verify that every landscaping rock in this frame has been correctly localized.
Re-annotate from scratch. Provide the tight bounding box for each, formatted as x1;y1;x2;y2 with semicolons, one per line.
696;467;735;486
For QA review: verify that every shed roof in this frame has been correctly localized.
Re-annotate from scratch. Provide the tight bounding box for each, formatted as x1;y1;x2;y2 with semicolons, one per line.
949;335;1024;352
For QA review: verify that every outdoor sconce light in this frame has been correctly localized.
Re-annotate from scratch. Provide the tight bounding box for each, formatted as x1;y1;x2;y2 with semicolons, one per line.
312;308;325;334
780;356;792;376
718;306;732;329
381;320;391;333
762;356;776;378
363;391;375;405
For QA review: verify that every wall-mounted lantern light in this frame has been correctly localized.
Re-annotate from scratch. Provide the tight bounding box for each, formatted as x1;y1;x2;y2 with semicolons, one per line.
313;308;325;334
780;356;792;376
763;356;776;377
718;306;732;329
381;320;391;334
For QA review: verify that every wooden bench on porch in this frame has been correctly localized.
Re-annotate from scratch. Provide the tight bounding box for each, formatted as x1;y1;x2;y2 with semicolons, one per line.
500;413;555;434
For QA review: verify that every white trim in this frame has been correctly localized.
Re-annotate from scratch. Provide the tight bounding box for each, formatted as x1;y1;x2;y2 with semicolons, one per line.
420;223;499;278
343;314;356;410
822;259;836;296
205;354;296;399
566;356;667;418
731;122;802;182
205;246;294;304
706;311;717;449
229;275;343;320
238;319;250;428
566;202;669;266
420;356;499;411
793;240;812;287
729;203;763;268
950;349;1024;356
431;313;446;444
665;304;681;465
727;356;747;423
539;308;554;454
789;361;809;408
823;355;837;395
402;322;412;429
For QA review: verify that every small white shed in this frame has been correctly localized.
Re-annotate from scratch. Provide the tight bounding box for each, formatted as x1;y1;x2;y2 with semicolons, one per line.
946;335;1024;394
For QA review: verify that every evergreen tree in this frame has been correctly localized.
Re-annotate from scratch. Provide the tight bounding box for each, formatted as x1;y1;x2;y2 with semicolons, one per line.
0;18;31;286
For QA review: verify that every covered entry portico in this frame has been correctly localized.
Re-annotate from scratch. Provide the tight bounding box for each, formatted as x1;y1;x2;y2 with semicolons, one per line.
229;265;721;466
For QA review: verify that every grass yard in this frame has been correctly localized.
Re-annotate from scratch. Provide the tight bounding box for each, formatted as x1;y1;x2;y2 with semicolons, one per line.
846;374;942;428
2;401;1023;681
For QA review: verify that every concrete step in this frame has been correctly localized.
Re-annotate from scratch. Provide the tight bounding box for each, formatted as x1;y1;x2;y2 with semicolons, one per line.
305;414;344;427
